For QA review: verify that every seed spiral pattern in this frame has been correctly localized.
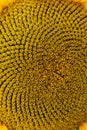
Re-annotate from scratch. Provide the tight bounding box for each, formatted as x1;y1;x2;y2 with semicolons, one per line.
0;0;87;130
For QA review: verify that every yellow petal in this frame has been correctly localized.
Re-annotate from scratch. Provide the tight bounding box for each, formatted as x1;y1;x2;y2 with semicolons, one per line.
0;0;16;13
73;0;87;7
0;124;8;130
79;123;87;130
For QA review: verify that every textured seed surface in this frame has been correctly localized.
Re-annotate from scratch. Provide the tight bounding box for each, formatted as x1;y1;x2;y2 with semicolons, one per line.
0;0;87;130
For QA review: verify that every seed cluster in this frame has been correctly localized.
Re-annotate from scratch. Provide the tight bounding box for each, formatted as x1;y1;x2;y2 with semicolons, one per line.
0;0;87;130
